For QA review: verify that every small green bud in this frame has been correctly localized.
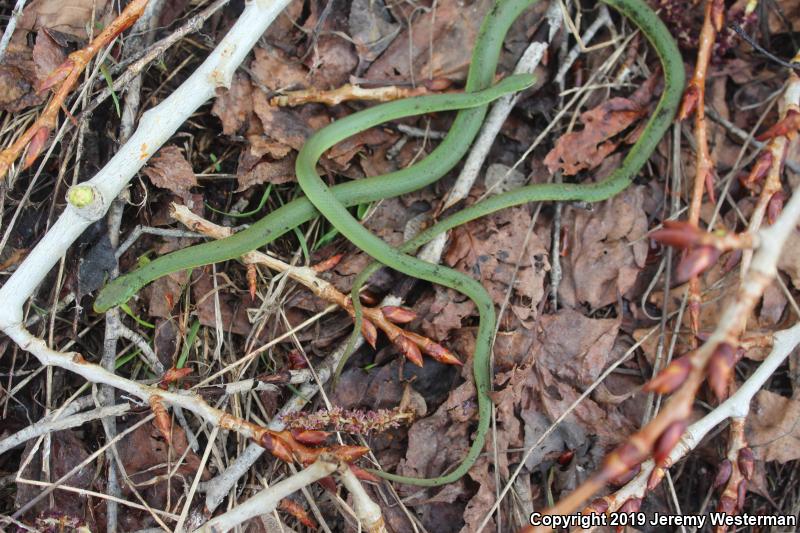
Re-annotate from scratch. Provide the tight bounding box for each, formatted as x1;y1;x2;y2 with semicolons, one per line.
68;185;95;208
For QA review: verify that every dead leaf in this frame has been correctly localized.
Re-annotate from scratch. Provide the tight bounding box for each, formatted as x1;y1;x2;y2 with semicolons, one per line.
142;146;198;201
461;459;497;532
777;228;800;289
16;431;96;527
212;74;254;135
349;0;401;64
558;186;649;309
192;269;253;336
251;45;308;91
32;29;66;87
237;152;296;190
252;90;315;152
0;43;44;112
544;75;658;175
747;390;800;463
444;206;550;325
20;0;111;40
536;309;621;387
365;0;493;82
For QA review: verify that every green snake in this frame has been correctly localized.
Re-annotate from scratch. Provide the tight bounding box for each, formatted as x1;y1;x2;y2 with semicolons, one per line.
95;0;684;488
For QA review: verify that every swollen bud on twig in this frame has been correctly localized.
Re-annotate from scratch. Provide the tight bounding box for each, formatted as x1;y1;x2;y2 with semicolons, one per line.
740;151;773;190
260;432;294;464
768;191;785;225
331;444;370;463
423;77;453;91
381;305;417;324
424;341;462;365
755;108;800;141
609;462;641;488
647;467;665;491
650;220;702;248
160;366;192;389
23;127;50;170
279;499;316;529
653;420;687;466
247;264;257;301
737;448;755;480
585;498;609;515
643;354;692;395
350;464;381;483
707;343;736;402
714;460;733;489
676;245;721;283
149;396;173;444
678;83;700;120
290;430;329;445
361;318;378;348
616;499;642;533
736;479;748;513
711;0;725;32
312;253;343;273
394;334;423;367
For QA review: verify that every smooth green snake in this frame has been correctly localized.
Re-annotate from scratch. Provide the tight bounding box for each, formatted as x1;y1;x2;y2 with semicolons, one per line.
95;0;684;488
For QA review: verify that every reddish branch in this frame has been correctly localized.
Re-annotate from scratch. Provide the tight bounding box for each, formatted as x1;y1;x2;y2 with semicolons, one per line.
0;0;149;182
679;0;724;337
520;70;800;532
172;204;461;366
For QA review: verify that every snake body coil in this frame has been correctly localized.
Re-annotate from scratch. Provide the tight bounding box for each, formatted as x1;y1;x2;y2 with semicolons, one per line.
96;0;684;488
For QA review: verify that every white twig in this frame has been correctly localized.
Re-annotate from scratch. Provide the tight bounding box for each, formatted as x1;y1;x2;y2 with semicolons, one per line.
593;321;800;522
3;324;270;443
554;5;611;87
339;468;387;533
0;0;292;330
439;2;561;213
196;457;342;533
0;403;130;456
0;0;27;62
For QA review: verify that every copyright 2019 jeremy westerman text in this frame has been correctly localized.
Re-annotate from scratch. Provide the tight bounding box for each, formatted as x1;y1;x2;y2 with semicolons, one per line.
529;511;797;530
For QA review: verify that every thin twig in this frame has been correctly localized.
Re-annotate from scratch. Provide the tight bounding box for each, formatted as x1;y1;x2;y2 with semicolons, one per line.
0;0;28;62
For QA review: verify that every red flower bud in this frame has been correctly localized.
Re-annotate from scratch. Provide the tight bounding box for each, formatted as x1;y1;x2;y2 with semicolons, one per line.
736;479;748;512
679;83;699;120
650;220;701;249
290;430;329;445
260;432;294;464
609;463;641;487
331;444;371;463
312;253;344;273
361;318;378;348
394;334;423;367
654;420;687;466
644;355;692;395
287;349;309;370
756;108;800;141
279;499;316;528
425;342;462;366
740;151;773;189
738;448;755;480
23;127;51;170
714;460;733;489
349;464;381;483
707;343;736;402
768;191;785;225
557;449;575;466
676;245;721;283
647;467;665;491
586;498;609;515
381;305;417;324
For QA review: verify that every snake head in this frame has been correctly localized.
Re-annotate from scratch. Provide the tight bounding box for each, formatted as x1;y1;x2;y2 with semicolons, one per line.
93;277;138;313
